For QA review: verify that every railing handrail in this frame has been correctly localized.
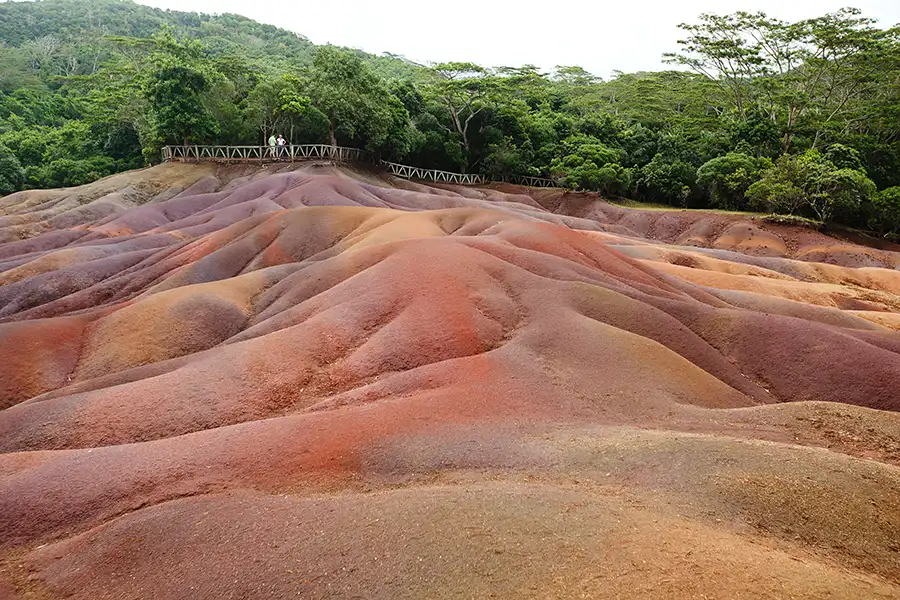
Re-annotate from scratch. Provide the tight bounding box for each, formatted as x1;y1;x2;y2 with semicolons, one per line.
382;161;482;179
160;145;562;188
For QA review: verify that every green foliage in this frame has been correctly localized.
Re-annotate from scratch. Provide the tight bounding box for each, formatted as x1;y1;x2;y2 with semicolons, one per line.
293;106;331;145
595;163;633;197
587;71;721;133
483;137;533;178
142;32;219;149
725;112;781;158
0;127;47;167
548;138;628;193
638;154;696;206
243;77;287;144
28;155;117;187
811;167;877;223
278;82;310;121
552;66;599;87
0;0;416;76
0;143;25;195
238;73;310;144
307;46;409;156
0;0;899;235
747;150;876;222
869;187;900;237
746;179;806;217
420;61;495;166
665;8;899;154
696;153;772;210
824;143;865;172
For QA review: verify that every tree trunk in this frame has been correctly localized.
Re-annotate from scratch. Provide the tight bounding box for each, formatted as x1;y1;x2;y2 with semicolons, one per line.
782;133;792;153
329;120;337;147
810;130;821;151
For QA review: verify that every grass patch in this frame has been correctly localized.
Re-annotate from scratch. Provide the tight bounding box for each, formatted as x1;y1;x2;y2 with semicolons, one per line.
759;214;821;229
608;197;681;210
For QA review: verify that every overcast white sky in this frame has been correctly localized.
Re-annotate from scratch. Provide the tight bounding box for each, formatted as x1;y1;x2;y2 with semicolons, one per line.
136;0;900;78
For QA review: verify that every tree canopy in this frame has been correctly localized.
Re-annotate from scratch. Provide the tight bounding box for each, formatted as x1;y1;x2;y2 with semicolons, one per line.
2;0;900;234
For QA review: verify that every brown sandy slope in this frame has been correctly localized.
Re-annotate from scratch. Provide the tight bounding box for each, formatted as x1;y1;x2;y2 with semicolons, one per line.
1;162;899;599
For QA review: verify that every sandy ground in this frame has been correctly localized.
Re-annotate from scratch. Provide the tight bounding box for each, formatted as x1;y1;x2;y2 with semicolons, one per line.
1;162;899;599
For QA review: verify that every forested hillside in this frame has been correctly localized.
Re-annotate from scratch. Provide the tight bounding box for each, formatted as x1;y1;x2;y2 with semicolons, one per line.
1;0;899;234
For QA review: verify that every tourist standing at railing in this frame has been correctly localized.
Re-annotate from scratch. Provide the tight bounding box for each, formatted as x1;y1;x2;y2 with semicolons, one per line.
268;134;277;159
276;135;286;160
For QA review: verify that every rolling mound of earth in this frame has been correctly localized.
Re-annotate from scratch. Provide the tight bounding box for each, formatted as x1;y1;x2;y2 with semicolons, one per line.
1;161;899;600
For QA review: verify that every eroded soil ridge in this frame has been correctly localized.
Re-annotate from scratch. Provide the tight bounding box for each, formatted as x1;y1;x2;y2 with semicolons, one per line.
1;162;899;599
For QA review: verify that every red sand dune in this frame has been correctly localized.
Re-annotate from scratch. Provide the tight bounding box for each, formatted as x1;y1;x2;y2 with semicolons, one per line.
1;162;899;599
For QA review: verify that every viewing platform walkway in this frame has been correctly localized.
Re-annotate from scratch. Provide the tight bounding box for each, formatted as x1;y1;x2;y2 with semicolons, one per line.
161;145;561;189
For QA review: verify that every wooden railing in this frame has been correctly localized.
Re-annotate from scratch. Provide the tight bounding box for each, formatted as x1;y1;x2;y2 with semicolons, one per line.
161;144;373;164
498;175;558;188
161;145;563;189
382;161;488;186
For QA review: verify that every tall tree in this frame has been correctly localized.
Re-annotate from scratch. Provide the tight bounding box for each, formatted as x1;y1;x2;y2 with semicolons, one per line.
667;9;900;152
243;77;286;145
422;62;494;165
307;46;390;148
142;31;218;149
278;74;310;144
0;143;25;195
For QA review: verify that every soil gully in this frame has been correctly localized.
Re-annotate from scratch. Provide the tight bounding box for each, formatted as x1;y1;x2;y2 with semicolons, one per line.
1;162;899;599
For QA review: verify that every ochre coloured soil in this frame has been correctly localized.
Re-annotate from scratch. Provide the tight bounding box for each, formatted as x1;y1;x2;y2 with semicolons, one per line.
1;162;899;599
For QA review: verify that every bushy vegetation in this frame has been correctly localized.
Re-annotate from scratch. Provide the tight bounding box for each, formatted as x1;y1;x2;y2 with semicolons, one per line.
1;0;899;233
746;150;877;222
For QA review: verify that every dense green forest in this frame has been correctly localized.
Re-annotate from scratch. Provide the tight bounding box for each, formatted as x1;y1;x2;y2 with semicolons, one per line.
1;0;899;235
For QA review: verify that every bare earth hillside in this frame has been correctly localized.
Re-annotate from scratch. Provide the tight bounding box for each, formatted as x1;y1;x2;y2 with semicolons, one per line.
1;162;899;600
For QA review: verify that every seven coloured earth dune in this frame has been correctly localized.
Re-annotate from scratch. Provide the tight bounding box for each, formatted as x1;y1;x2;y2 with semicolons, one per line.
1;161;899;599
